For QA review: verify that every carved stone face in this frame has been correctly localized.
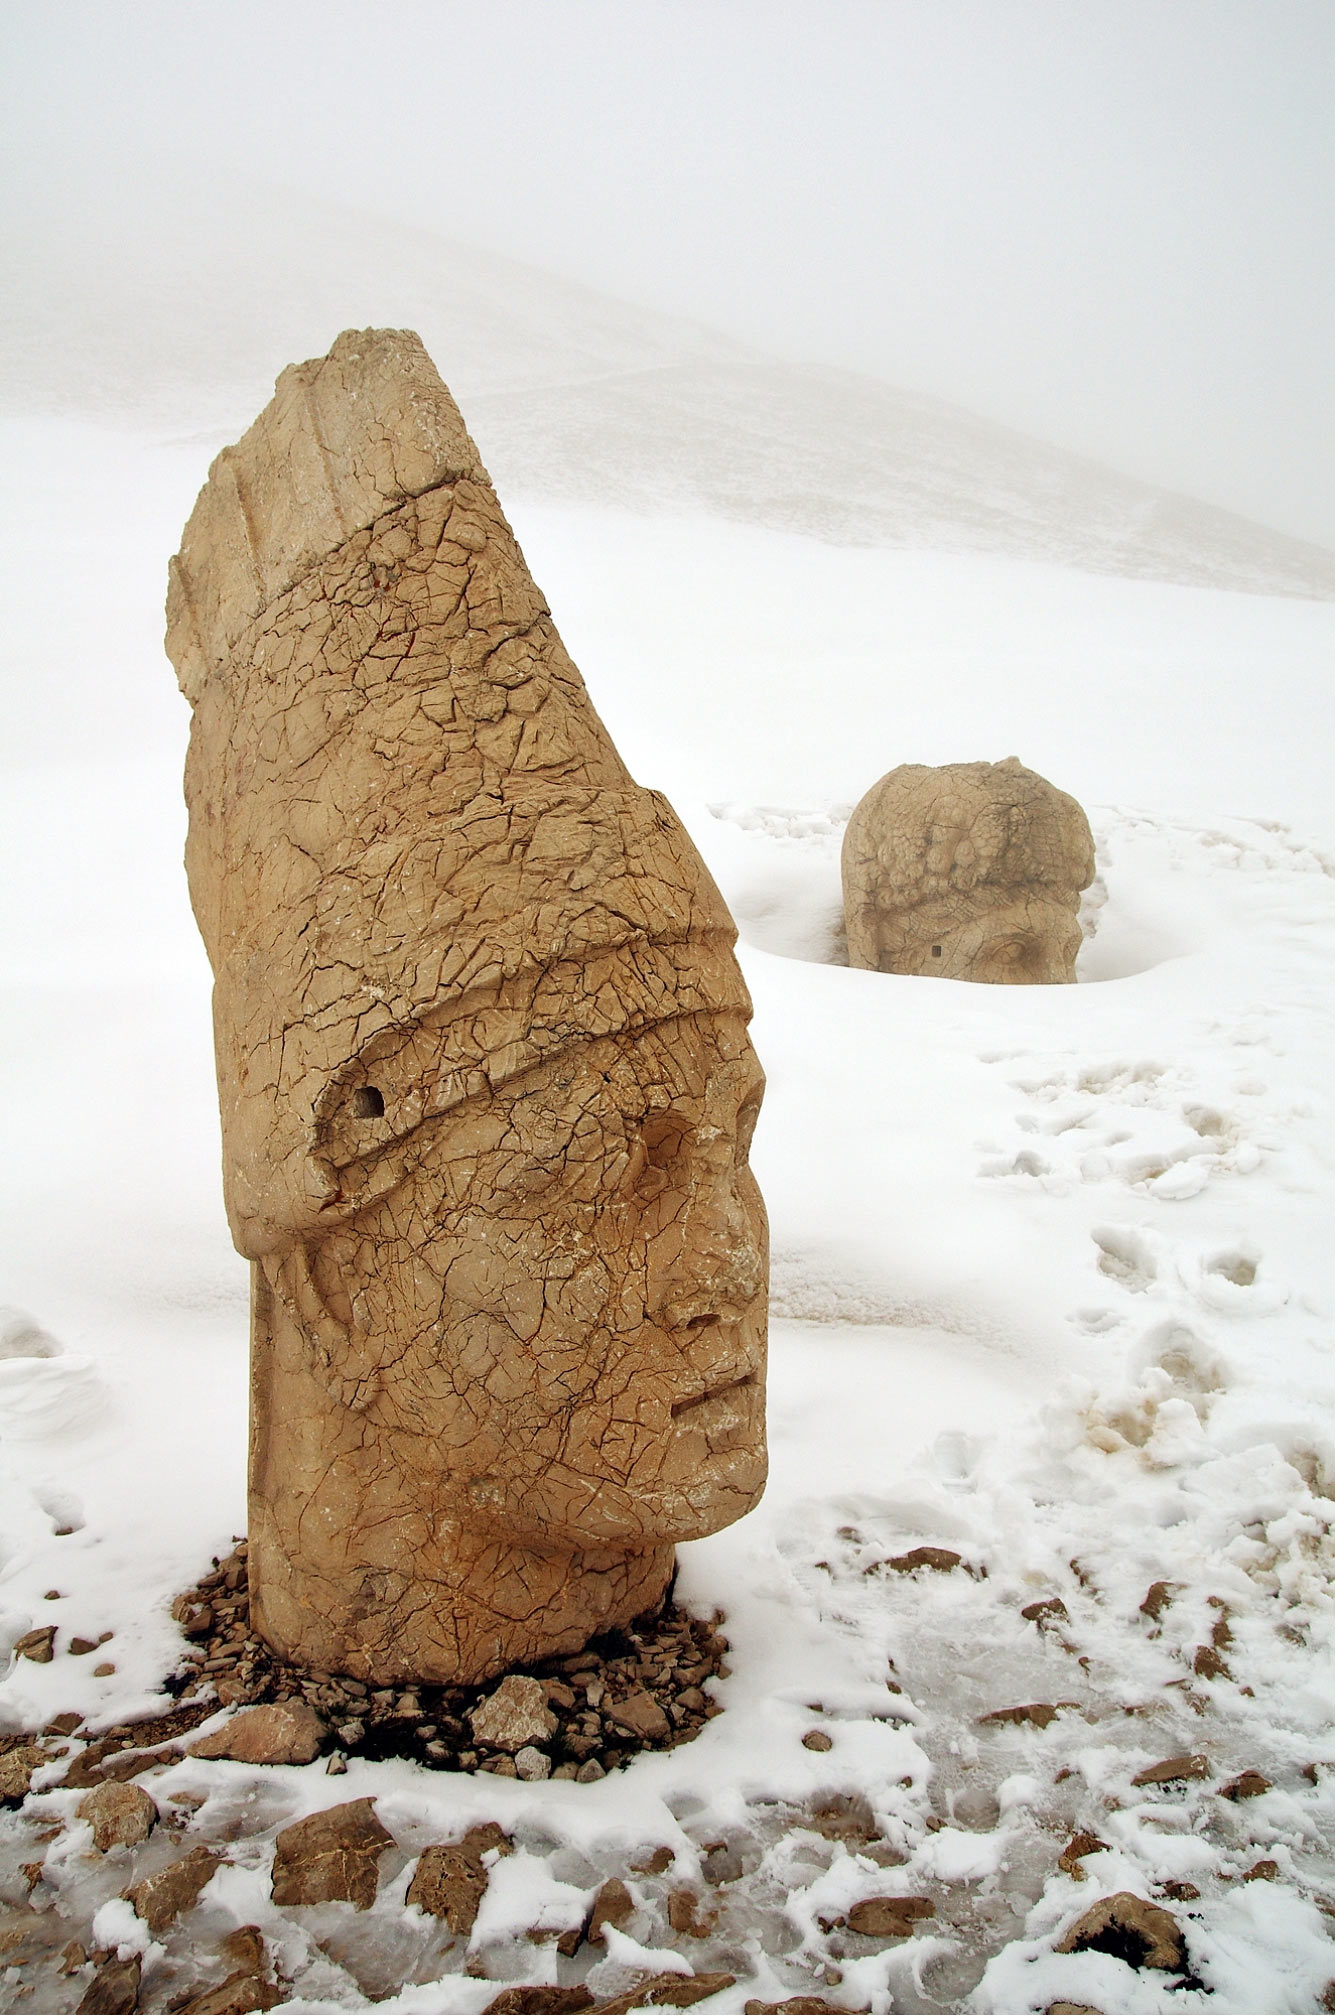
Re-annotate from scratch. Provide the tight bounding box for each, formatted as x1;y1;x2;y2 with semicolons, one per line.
842;759;1096;985
282;1011;767;1548
864;888;1085;984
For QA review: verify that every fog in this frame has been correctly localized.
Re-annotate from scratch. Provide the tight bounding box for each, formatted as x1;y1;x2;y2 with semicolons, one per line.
4;0;1333;548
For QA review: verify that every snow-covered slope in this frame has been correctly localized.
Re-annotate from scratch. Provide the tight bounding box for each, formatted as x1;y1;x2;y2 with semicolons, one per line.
6;177;1335;600
1;390;1334;2010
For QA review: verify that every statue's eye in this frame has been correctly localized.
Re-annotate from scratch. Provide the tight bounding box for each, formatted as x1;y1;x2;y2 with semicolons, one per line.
623;1113;687;1199
351;1085;385;1119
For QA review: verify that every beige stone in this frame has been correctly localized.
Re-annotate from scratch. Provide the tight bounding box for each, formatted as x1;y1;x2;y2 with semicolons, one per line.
189;1702;325;1765
77;1781;157;1852
1055;1890;1184;1970
165;329;767;1686
468;1675;556;1753
842;758;1094;982
126;1845;223;1935
270;1797;393;1908
406;1823;509;1933
0;1744;45;1803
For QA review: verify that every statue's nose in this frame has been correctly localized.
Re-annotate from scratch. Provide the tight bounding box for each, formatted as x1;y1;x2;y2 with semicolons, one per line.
664;1148;766;1325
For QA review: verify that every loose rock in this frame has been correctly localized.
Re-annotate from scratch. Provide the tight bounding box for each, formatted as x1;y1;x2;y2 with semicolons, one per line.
126;1845;223;1935
587;1876;635;1944
470;1676;557;1754
1056;1891;1185;1970
174;1975;283;2015
1058;1831;1107;1878
607;1691;671;1742
78;1781;158;1852
0;1744;46;1803
979;1702;1077;1729
406;1825;509;1933
802;1729;833;1752
14;1626;55;1663
270;1797;392;1908
482;1992;594;2015
515;1744;552;1780
190;1701;325;1765
75;1953;142;2015
846;1895;935;1937
1220;1769;1271;1800
1131;1754;1210;1788
592;1974;736;2015
884;1547;962;1575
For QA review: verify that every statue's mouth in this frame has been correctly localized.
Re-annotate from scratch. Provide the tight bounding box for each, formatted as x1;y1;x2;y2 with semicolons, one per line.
671;1372;756;1421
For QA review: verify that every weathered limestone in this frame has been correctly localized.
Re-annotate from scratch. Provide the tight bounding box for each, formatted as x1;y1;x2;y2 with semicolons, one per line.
165;329;767;1685
842;758;1094;982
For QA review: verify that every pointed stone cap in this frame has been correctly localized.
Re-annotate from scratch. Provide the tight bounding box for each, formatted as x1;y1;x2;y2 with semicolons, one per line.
165;332;748;1255
167;329;487;704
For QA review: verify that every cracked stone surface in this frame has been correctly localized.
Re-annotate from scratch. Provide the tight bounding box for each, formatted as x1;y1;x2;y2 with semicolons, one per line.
841;757;1095;982
164;327;767;1686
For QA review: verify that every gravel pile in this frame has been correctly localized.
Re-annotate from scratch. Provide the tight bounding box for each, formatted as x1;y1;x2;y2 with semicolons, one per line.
166;1544;728;1780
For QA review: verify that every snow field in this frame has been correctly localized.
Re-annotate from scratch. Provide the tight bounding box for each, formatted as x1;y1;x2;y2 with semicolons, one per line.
1;421;1334;2008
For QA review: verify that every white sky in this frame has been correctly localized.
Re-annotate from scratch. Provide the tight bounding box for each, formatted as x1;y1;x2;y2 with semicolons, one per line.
5;0;1333;548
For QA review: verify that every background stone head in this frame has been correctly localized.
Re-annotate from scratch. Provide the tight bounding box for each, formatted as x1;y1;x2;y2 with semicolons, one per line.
165;330;766;1675
842;756;1095;983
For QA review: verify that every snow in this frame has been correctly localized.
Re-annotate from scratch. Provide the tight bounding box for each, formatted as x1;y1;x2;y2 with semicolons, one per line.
2;375;1335;2010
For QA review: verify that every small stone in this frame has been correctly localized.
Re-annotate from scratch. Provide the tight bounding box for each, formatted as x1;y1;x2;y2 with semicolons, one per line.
1193;1645;1229;1680
69;1636;99;1656
1139;1580;1175;1620
1055;1891;1185;1970
1021;1598;1069;1631
75;1952;141;2015
481;1991;593;2015
592;1973;736;2015
978;1702;1077;1729
126;1844;223;1934
1044;2005;1105;2015
846;1895;935;1938
885;1547;962;1574
635;1845;675;1875
47;1712;83;1736
678;1687;706;1712
191;1700;326;1765
542;1680;577;1710
1131;1753;1210;1788
94;1662;116;1677
515;1745;552;1780
745;2002;847;2015
59;1941;88;1976
408;1826;511;1932
271;1797;393;1908
78;1781;158;1851
668;1887;717;1937
325;1751;348;1775
0;1745;45;1804
1057;1831;1107;1878
575;1757;605;1783
220;1926;268;1974
173;1972;283;2015
607;1690;671;1742
1241;1858;1279;1882
469;1675;558;1753
14;1626;55;1663
802;1729;833;1752
1157;1880;1200;1902
587;1876;635;1943
1220;1769;1271;1801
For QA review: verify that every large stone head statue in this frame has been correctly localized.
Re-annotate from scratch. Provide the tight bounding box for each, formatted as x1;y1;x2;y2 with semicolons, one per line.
842;757;1094;983
166;330;767;1684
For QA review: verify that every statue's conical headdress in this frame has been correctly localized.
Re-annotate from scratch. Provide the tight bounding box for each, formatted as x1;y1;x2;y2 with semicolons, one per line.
166;330;748;1257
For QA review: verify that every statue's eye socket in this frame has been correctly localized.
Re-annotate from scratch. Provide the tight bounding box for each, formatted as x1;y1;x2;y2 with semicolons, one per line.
351;1085;385;1119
